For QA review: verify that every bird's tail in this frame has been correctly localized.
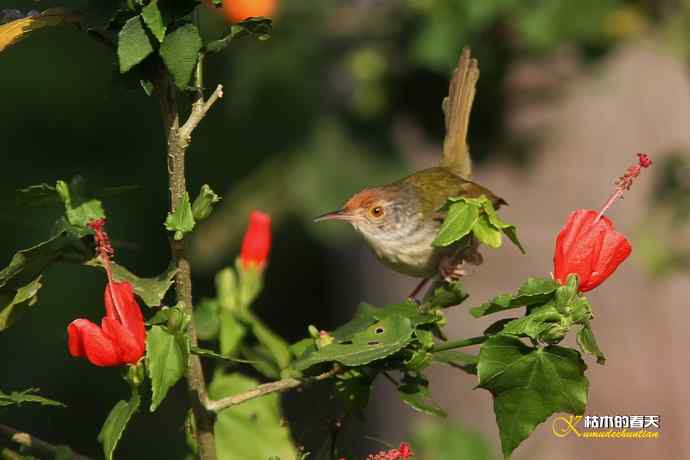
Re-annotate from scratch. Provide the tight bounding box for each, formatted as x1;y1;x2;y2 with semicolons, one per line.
441;47;479;178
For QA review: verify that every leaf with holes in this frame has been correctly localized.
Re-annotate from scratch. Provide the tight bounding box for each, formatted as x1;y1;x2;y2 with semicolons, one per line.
293;314;414;371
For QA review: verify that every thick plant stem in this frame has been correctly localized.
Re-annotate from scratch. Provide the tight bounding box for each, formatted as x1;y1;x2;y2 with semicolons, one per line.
0;424;92;460
158;72;218;460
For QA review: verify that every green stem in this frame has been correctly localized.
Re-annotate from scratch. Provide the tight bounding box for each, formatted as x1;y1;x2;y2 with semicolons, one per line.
430;335;486;353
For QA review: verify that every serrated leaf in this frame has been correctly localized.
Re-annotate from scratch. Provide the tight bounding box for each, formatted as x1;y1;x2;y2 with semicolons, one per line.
477;335;588;458
577;322;606;365
0;387;65;408
210;373;297;460
160;23;202;89
501;302;570;344
432;201;480;247
147;325;188;412
141;0;166;42
192;184;221;221
397;374;446;417
98;389;141;460
165;192;195;240
206;17;273;53
86;260;177;308
56;178;105;229
472;214;502;248
293;314;414;371
118;15;154;73
0;276;42;331
0;8;79;53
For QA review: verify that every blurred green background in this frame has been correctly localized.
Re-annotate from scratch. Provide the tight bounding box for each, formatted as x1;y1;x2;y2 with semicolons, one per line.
2;0;689;459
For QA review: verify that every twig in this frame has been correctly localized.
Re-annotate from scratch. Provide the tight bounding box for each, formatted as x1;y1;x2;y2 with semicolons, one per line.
430;335;486;353
205;366;341;413
157;58;218;459
0;424;92;460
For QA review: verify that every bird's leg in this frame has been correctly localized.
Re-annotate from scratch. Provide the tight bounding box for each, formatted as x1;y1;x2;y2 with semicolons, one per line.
408;278;430;300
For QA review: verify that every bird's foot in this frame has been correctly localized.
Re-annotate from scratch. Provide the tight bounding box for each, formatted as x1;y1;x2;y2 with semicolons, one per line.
439;256;466;282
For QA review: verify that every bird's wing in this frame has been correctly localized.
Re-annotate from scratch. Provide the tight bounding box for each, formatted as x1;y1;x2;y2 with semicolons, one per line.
440;47;479;178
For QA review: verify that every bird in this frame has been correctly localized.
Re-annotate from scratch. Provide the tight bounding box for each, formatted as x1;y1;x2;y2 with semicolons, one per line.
315;48;506;297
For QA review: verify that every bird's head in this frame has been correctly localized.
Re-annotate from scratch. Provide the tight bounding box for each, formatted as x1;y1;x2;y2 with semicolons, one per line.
314;186;420;242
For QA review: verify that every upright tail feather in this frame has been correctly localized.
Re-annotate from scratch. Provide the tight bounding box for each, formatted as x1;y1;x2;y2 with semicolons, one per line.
441;47;479;178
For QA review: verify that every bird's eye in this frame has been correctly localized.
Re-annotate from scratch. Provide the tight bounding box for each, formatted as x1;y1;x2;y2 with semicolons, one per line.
370;206;384;218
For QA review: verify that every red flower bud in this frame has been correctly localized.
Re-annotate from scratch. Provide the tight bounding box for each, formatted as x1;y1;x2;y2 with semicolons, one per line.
68;281;146;367
553;210;631;292
240;211;272;269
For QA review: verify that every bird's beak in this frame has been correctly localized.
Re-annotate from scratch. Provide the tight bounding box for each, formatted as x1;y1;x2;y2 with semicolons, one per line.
313;209;353;223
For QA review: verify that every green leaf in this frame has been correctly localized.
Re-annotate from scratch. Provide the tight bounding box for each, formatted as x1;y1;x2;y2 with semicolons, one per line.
501;302;570;345
87;260;177;308
192;184;221;221
165;192;196;240
512;277;559;306
56;178;105;230
470;293;514;318
98;389;141;460
141;0;166;42
17;181;138;208
241;344;281;379
147;325;189;412
216;267;238;310
210;373;297;460
335;370;372;417
239;311;291;369
412;419;495;460
472;214;502;248
0;388;65;408
219;310;246;356
577;322;606;365
293;314;414;371
432;201;480;247
190;346;254;364
332;301;437;342
160;24;202;90
206;17;273;53
194;298;220;341
397;374;446;417
477;335;588;458
421;280;468;308
404;349;433;372
0;276;42;331
432;350;478;374
482;198;526;254
117;15;154;73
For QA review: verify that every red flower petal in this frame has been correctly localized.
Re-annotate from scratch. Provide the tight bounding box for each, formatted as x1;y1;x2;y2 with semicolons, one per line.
553;209;631;292
104;281;146;351
101;317;144;364
67;319;123;367
240;211;272;269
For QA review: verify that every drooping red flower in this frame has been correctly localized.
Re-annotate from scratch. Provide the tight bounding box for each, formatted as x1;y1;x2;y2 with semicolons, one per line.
240;211;272;269
68;281;146;367
553;210;631;292
552;153;650;292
